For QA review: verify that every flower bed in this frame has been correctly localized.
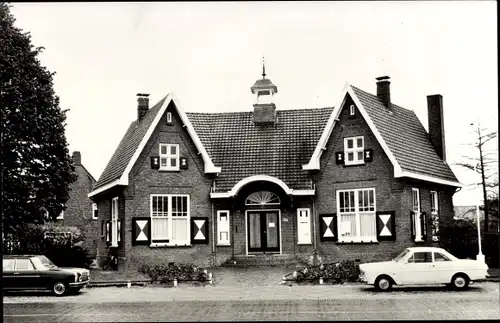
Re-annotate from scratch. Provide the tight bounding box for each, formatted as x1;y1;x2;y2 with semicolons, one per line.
283;260;361;285
138;262;210;285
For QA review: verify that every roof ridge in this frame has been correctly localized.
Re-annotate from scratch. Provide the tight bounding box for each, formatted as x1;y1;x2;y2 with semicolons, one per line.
186;106;334;116
350;84;412;113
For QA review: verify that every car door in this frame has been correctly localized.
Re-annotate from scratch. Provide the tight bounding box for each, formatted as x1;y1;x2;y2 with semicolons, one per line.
401;251;434;285
432;251;454;283
2;258;17;289
14;258;42;290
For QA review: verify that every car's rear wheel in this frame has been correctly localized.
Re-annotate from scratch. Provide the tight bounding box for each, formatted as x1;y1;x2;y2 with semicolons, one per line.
52;282;68;296
375;276;393;291
451;274;469;290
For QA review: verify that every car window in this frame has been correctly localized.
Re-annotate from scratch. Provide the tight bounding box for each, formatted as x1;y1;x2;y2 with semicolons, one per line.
408;252;433;263
15;259;35;270
3;259;15;270
434;252;451;262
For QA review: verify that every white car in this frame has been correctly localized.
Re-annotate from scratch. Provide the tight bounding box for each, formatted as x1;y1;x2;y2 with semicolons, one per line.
359;247;488;291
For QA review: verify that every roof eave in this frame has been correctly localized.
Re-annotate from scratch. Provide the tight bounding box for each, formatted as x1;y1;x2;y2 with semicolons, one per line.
88;179;124;199
395;170;462;188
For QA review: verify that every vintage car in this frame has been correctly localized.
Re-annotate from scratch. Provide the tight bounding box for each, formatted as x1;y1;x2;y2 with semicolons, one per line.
359;247;489;291
3;255;90;296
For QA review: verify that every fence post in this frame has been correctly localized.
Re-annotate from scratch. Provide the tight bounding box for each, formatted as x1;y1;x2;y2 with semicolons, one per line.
319;277;324;285
127;281;131;288
173;279;178;288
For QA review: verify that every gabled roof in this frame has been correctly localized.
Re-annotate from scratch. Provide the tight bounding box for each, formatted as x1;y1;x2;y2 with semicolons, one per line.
304;83;461;188
188;107;332;193
89;94;220;198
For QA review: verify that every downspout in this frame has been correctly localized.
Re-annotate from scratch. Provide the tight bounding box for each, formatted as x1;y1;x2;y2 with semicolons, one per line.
311;182;318;266
211;180;216;267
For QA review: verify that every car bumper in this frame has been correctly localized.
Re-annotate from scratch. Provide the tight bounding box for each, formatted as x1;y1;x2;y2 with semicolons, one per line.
69;279;90;287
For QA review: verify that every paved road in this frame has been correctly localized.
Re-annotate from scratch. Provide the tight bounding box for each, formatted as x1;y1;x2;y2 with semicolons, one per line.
4;282;500;321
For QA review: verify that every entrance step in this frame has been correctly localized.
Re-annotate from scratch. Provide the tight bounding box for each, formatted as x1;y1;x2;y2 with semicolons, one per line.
222;254;308;268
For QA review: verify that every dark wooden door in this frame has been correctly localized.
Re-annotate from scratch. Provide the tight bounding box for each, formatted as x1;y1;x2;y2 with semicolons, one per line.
248;211;280;252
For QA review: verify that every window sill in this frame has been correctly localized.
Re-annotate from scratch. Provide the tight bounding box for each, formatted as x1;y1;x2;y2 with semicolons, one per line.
297;242;313;245
150;243;192;248
343;162;365;167
158;168;180;172
337;239;379;244
216;243;231;247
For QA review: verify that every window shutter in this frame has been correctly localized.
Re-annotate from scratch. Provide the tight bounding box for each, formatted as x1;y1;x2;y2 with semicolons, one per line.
191;217;208;244
101;220;105;238
376;211;396;241
106;221;111;245
335;152;344;165
117;220;122;244
180;157;188;170
364;149;373;162
297;209;312;244
410;211;415;241
420;212;428;241
151;156;160;169
319;213;338;242
132;217;151;246
217;211;230;245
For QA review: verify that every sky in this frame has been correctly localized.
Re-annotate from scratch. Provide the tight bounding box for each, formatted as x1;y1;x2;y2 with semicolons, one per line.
10;1;498;206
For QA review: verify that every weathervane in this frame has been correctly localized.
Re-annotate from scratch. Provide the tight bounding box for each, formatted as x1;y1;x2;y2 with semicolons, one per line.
262;55;266;79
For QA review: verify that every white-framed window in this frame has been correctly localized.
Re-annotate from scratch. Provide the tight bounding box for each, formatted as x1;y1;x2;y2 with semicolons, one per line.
430;190;439;241
344;136;364;165
92;203;98;220
297;208;312;245
217;210;230;246
349;104;356;116
150;194;190;246
412;188;423;242
166;112;172;124
111;197;119;247
337;188;376;242
159;144;180;171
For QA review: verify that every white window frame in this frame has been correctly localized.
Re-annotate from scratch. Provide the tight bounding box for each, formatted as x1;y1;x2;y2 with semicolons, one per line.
430;190;439;242
336;188;376;242
111;197;119;247
217;210;230;246
344;136;365;165
166;112;172;124
150;194;190;247
412;188;423;242
92;203;98;220
297;208;312;245
159;143;180;171
349;104;356;116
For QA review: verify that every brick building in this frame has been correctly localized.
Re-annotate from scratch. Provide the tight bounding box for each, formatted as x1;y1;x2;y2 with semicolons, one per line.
88;69;461;271
56;151;98;259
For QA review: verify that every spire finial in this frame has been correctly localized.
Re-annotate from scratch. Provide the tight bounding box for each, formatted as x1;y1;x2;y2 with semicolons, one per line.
262;55;266;79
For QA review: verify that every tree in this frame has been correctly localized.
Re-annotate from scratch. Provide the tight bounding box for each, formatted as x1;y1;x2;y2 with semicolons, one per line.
1;3;77;236
454;121;498;233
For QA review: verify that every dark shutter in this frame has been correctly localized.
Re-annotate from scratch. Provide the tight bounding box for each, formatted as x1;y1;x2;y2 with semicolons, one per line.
132;217;151;246
319;214;338;242
376;211;396;241
151;156;160;169
180;157;188;169
101;220;105;238
191;217;209;244
410;211;415;241
420;212;428;241
364;149;373;162
335;152;344;165
117;220;122;244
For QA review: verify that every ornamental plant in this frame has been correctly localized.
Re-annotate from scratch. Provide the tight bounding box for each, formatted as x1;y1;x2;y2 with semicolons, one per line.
138;262;209;283
293;260;361;284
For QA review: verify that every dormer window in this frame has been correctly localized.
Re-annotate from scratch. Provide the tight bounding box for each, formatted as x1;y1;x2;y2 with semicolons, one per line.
344;136;364;165
159;144;179;171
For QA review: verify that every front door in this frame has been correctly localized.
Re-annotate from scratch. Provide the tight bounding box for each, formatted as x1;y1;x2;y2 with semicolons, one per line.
248;211;280;253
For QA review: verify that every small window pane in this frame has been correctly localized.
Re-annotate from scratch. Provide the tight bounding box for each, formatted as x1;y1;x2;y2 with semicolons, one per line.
357;138;363;148
220;214;227;222
347;139;353;149
161;145;167;155
357;151;364;161
160;157;167;167
348;152;354;161
413;252;432;263
170;158;177;168
339;192;345;211
220;232;228;241
170;145;177;155
3;259;15;270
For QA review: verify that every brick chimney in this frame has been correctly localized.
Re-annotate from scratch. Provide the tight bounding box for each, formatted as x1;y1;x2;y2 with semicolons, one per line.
376;76;391;109
72;151;81;166
427;94;446;161
137;93;150;121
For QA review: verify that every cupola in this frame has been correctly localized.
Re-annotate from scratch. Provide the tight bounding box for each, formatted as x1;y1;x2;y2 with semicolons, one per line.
250;58;278;125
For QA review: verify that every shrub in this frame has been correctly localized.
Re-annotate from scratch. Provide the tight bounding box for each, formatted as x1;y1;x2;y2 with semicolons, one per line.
294;260;361;284
138;262;209;282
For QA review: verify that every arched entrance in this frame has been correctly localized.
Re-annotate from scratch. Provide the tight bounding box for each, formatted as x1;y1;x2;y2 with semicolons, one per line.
245;191;281;253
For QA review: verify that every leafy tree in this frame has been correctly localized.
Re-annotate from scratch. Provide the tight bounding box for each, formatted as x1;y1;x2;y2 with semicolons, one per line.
1;3;76;236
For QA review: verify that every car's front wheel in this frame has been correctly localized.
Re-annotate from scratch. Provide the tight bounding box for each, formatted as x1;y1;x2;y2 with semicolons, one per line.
451;274;469;290
374;276;393;291
52;282;68;296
